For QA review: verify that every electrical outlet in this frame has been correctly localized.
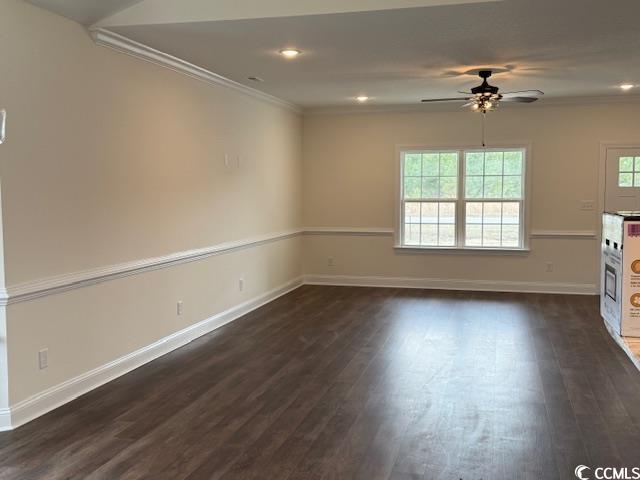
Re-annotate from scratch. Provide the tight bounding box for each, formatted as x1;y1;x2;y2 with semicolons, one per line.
239;278;245;292
38;348;48;370
545;262;554;273
327;257;335;267
580;200;595;211
177;301;183;315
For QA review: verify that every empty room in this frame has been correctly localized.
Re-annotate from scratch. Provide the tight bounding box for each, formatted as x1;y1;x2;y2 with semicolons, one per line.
1;0;640;478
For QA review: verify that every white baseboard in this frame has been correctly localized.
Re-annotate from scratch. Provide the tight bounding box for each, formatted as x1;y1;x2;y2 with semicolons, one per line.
303;274;597;295
0;408;10;431
603;320;640;373
0;276;303;431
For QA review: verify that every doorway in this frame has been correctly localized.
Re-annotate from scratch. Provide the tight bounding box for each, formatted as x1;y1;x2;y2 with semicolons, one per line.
604;146;640;212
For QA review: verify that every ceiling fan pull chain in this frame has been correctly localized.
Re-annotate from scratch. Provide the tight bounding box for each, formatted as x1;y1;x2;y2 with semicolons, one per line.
481;112;486;147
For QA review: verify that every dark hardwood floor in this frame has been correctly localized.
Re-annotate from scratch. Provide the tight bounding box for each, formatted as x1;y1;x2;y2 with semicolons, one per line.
1;285;640;479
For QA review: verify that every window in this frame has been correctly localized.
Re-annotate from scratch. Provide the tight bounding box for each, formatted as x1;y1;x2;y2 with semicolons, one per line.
399;147;526;250
618;156;640;187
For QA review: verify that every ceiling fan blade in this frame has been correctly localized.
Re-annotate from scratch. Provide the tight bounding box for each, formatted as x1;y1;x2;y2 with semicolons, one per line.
501;90;544;98
461;101;475;108
457;91;472;95
500;96;540;103
421;97;469;103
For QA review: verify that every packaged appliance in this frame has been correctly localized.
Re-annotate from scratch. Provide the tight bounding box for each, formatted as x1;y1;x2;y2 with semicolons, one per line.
601;212;640;337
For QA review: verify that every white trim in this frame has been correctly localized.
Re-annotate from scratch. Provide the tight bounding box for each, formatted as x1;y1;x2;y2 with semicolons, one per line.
0;276;304;431
90;29;301;113
304;274;596;295
303;227;393;236
304;94;640;116
530;230;597;239
2;229;302;306
395;144;533;251
0;227;601;306
0;408;10;431
603;320;640;373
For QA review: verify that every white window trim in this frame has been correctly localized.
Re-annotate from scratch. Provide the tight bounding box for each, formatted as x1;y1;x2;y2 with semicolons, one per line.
394;142;532;253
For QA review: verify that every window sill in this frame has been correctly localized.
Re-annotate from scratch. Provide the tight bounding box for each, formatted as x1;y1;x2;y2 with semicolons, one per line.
394;245;530;255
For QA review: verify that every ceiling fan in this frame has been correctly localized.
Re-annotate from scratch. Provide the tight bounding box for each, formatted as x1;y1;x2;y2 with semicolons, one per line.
421;70;544;113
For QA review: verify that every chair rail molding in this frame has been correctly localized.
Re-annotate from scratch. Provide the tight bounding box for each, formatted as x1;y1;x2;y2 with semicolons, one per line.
1;229;303;306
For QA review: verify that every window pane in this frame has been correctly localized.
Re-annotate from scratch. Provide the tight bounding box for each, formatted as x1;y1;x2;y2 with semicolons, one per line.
404;177;421;198
405;223;420;245
466;176;483;198
466;225;482;246
466;202;483;224
440;153;458;176
620;157;634;172
634;174;640;187
439;202;456;224
405;202;420;223
404;201;458;247
502;225;520;247
420;202;438;224
422;153;439;176
620;172;633;187
483;225;501;247
483;176;503;198
502;202;520;225
483;202;502;224
466;152;484;175
503;176;522;199
402;149;526;250
439;176;457;199
504;151;523;175
636;157;640;172
439;224;455;246
485;152;503;174
404;154;422;176
422;177;439;198
421;224;438;246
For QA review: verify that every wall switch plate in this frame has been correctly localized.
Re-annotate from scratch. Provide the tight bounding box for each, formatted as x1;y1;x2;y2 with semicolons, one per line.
580;200;595;211
38;348;48;370
177;301;183;315
239;278;244;292
327;257;335;267
545;262;554;273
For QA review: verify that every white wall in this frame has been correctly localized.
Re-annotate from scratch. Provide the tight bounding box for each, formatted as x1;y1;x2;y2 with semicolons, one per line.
302;104;640;291
0;0;302;412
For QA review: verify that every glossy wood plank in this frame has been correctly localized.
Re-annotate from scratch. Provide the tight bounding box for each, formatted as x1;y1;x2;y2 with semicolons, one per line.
1;286;639;480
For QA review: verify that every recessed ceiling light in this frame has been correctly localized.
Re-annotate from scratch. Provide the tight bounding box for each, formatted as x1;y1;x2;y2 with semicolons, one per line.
620;84;635;91
355;96;369;102
279;48;301;59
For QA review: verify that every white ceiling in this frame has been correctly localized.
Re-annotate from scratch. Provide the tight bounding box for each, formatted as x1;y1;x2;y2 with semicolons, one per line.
27;0;143;25
28;0;640;109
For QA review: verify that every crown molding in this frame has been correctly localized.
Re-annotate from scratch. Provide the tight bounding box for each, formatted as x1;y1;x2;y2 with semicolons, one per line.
304;94;640;116
89;28;302;114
